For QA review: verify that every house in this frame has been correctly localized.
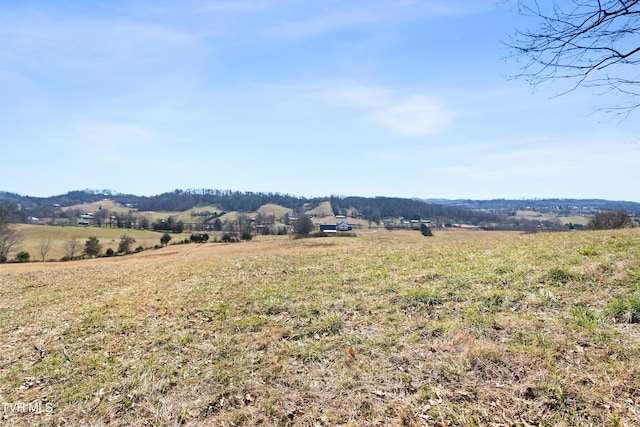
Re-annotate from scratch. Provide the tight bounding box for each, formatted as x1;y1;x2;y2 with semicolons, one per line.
337;221;351;231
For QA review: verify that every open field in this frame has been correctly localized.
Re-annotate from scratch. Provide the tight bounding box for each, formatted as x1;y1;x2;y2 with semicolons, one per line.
11;225;166;261
62;200;134;215
515;210;591;226
306;201;334;218
62;201;226;224
1;229;639;425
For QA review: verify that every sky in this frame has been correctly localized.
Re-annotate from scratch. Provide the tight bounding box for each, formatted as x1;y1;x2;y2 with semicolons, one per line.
1;0;639;202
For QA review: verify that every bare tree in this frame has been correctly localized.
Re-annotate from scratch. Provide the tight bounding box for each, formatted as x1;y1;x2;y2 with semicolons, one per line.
0;227;23;263
38;238;53;262
63;237;81;260
294;213;314;237
587;210;632;229
508;0;640;115
94;208;109;228
0;203;23;263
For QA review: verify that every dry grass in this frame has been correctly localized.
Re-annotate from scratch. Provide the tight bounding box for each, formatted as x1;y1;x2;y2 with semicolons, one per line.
306;201;334;218
1;229;639;426
256;204;294;219
11;225;164;261
62;200;134;215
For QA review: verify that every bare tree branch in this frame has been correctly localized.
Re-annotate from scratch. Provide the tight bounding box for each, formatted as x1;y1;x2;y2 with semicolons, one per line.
508;0;640;115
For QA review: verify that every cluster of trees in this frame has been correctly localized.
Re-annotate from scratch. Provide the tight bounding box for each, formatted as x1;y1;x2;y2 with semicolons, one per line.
5;188;640;233
330;196;501;226
152;217;185;233
190;210;223;218
2;232;140;263
59;207;151;229
60;234;137;261
135;189;319;213
189;233;209;243
587;211;633;230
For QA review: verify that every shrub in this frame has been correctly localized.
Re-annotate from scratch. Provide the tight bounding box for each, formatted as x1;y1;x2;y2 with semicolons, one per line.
420;223;433;236
241;231;253;241
105;248;115;257
15;250;30;262
160;233;172;246
190;233;210;243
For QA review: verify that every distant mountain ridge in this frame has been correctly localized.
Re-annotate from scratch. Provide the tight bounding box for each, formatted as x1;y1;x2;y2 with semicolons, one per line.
419;198;640;212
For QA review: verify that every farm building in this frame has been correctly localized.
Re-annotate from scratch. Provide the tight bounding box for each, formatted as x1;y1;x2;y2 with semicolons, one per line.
319;221;352;233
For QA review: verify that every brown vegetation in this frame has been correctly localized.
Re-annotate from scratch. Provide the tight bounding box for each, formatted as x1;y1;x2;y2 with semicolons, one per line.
1;229;639;425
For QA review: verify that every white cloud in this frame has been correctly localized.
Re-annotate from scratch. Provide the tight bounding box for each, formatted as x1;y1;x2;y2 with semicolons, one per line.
326;85;453;136
374;95;452;136
0;11;198;83
265;0;492;40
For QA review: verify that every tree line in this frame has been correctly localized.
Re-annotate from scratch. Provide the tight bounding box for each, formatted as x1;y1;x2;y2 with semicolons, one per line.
329;196;502;226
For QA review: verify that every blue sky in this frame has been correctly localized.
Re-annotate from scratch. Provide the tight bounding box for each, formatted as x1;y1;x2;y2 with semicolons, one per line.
1;0;638;201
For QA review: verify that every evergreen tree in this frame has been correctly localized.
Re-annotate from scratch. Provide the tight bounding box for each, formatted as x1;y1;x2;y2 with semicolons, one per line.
84;236;102;258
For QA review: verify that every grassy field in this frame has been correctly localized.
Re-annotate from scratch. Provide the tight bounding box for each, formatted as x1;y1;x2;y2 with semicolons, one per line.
11;225;166;261
62;199;134;215
1;229;639;425
515;210;591;226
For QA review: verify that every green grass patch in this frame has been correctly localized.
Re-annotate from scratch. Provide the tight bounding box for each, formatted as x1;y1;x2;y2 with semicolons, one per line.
606;295;640;323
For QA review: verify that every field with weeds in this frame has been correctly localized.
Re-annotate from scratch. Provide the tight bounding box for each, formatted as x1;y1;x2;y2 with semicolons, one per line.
0;229;639;425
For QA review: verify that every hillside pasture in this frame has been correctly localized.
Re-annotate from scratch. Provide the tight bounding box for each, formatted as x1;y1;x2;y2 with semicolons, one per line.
256;203;293;219
61;199;134;215
306;201;334;218
0;229;639;425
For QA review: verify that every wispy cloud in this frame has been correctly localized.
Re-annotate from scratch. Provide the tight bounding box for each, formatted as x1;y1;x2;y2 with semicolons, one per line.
265;0;491;40
184;0;283;15
374;95;452;136
326;85;453;137
0;10;199;85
